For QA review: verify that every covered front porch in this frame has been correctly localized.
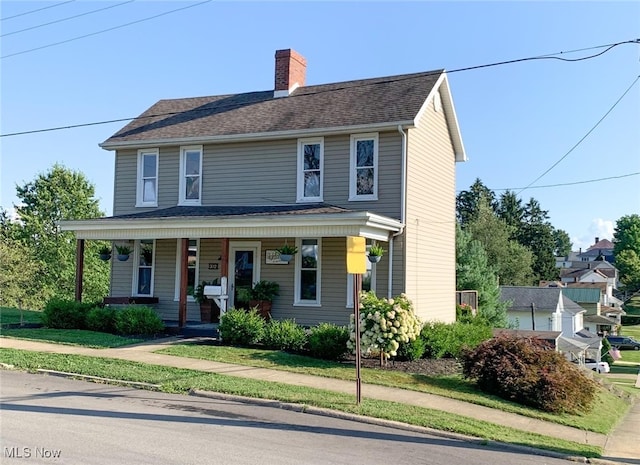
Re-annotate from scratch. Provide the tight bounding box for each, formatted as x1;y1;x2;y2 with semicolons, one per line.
61;204;403;328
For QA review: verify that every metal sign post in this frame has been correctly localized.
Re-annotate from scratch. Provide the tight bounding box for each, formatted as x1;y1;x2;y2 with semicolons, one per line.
346;236;366;405
353;272;362;404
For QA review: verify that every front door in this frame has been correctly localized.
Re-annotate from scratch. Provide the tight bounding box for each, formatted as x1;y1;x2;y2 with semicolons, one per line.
228;241;261;308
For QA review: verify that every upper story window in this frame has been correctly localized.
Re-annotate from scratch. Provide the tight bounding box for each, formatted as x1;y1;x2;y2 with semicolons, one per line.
136;149;158;207
349;133;378;201
179;145;202;205
297;138;324;202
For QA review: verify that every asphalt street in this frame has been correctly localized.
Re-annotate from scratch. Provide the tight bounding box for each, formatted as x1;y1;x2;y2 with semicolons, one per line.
0;371;574;465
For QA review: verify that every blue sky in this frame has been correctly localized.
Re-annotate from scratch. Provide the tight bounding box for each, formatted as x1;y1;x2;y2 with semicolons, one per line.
1;1;639;251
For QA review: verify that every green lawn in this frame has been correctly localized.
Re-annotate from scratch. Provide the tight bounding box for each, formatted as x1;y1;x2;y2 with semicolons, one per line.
1;328;144;348
0;307;43;326
157;343;630;435
620;324;640;340
0;348;603;459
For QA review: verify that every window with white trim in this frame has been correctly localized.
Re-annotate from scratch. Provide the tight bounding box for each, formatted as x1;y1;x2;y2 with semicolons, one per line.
174;239;199;300
179;145;202;205
295;238;321;305
349;133;378;201
297;138;324;202
136;149;158;207
133;239;155;296
346;243;376;307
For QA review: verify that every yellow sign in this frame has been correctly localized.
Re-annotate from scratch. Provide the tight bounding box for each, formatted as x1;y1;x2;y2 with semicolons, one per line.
346;236;366;274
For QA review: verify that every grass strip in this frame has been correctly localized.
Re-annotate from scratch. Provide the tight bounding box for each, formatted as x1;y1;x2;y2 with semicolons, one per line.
157;343;631;434
1;329;144;348
0;307;43;326
0;348;601;458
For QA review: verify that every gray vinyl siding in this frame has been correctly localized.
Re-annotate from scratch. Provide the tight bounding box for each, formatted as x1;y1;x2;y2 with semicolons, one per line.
113;133;402;218
405;94;457;323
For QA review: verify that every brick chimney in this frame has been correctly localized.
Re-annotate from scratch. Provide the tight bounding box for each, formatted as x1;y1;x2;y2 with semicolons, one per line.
274;49;306;98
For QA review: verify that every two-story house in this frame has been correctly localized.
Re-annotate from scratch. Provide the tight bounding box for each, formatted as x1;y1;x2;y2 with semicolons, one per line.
61;49;466;327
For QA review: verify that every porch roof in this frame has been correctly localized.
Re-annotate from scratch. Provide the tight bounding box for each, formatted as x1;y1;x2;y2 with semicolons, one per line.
59;204;403;241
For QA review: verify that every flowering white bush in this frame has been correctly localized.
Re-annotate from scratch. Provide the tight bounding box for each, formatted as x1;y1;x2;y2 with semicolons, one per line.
347;292;422;359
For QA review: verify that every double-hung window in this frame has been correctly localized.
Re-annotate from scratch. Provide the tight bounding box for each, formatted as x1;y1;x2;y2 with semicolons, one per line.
297;138;324;202
174;239;199;300
133;239;155;296
295;238;321;305
349;133;378;201
136;149;158;207
179;145;202;205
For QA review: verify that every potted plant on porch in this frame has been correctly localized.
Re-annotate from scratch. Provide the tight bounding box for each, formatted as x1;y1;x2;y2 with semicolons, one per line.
368;243;384;263
115;244;132;261
194;280;217;323
277;244;298;263
248;280;279;320
98;245;112;261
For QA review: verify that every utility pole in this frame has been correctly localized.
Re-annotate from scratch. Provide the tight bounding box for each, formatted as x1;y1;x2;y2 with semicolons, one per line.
531;303;536;330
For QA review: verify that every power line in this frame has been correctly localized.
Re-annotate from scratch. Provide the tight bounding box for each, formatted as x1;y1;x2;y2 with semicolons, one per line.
1;38;638;138
1;1;75;21
515;74;640;195
489;172;640;192
1;1;134;38
1;0;212;59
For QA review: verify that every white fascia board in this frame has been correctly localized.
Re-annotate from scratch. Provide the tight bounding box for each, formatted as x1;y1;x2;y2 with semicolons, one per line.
99;121;416;151
60;212;402;241
413;73;467;163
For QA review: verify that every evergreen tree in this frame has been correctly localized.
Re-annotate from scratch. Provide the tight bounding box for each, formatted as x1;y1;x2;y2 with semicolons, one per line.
456;178;497;227
456;226;507;327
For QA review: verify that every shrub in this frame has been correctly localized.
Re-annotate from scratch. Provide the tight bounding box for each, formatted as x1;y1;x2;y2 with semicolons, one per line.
262;319;308;353
347;292;421;360
41;297;95;329
86;306;118;333
396;337;427;361
601;336;614;365
219;307;265;346
114;306;164;336
462;335;597;414
308;323;349;360
421;321;492;359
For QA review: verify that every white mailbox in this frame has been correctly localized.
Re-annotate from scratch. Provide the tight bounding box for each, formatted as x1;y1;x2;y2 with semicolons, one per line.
203;277;228;319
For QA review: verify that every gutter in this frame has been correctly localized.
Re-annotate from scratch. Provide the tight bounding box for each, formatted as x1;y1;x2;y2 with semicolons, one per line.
389;124;408;298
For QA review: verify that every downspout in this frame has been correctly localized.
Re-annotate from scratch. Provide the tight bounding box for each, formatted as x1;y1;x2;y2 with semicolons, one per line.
389;124;408;298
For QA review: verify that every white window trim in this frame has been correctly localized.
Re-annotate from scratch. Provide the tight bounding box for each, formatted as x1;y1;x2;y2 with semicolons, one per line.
132;239;155;297
293;238;321;306
346;244;377;308
349;133;379;201
136;148;158;207
296;137;324;203
174;239;199;301
179;145;203;206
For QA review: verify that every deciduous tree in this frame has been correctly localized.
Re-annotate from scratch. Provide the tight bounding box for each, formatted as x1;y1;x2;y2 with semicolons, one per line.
613;214;640;292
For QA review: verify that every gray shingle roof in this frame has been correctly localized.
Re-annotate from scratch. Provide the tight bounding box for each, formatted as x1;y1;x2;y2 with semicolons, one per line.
500;286;562;312
102;71;444;145
100;203;352;221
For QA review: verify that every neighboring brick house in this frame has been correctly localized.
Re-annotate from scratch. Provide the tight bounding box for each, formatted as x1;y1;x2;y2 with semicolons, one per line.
62;49;467;327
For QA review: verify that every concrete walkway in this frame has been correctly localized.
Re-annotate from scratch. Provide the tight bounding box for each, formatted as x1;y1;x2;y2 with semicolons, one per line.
1;336;638;463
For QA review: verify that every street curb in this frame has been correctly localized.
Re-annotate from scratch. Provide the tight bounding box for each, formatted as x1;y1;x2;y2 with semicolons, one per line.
189;389;592;464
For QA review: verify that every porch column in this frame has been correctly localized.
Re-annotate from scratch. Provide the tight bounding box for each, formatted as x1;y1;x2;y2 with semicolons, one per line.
75;239;85;302
178;238;189;328
220;238;229;280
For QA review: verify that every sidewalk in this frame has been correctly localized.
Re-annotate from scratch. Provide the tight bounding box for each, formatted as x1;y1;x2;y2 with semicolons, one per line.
1;336;638;463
